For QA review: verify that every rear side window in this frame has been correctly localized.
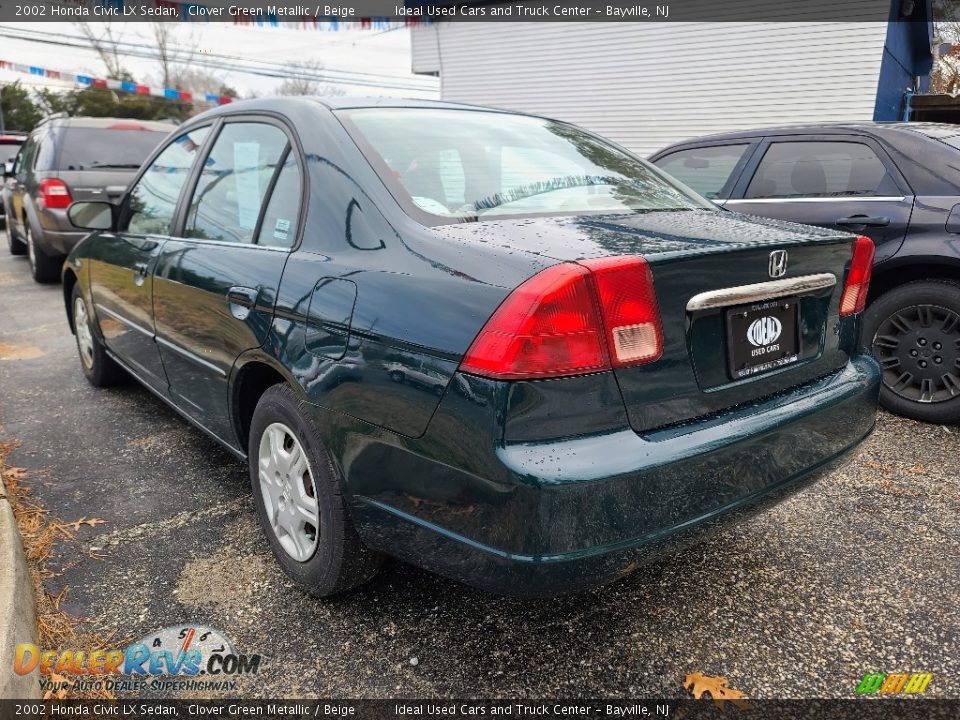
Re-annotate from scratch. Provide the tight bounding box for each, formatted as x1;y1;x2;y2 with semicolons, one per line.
126;127;210;236
745;141;899;199
58;126;168;171
184;123;289;245
654;144;749;199
256;152;302;248
34;133;57;171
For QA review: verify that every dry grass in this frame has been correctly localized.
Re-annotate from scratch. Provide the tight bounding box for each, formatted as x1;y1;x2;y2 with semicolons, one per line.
0;436;120;700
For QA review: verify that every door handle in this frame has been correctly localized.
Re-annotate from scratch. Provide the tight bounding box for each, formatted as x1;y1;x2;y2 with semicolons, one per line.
133;262;149;287
836;215;890;228
227;286;259;320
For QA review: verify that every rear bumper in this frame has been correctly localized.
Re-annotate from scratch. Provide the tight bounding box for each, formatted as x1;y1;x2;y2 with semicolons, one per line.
348;355;880;596
35;208;85;256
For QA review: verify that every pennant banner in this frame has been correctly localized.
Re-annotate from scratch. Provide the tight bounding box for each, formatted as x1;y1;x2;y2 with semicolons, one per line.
0;58;233;105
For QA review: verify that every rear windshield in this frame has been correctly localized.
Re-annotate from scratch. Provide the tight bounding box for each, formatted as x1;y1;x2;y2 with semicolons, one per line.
337;108;712;225
57;126;168;171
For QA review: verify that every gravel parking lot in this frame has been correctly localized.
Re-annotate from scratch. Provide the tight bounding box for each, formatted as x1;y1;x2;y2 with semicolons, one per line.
0;246;957;700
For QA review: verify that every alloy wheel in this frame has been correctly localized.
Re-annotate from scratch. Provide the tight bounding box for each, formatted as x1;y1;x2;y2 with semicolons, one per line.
872;304;960;404
257;422;320;562
74;296;95;370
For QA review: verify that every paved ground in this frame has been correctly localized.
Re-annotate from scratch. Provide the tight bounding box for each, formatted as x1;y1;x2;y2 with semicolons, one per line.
0;245;958;700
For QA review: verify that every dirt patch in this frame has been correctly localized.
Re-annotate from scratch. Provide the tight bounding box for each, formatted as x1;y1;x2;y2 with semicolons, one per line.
0;342;45;361
174;520;276;614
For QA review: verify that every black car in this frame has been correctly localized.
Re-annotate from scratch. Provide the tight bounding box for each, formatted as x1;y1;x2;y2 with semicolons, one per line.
3;116;171;283
62;98;879;596
651;123;960;424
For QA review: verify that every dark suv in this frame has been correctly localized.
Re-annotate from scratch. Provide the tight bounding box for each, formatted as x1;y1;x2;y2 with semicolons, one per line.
4;116;171;282
651;123;960;424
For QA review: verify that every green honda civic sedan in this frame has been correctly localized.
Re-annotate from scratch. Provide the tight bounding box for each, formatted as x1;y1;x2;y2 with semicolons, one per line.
62;98;880;596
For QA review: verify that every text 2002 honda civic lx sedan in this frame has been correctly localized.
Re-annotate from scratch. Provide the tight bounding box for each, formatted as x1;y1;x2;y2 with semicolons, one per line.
63;98;880;596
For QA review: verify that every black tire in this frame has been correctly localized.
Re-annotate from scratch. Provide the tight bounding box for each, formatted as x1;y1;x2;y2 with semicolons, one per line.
4;217;26;256
249;384;381;597
71;283;125;387
25;223;62;283
863;280;960;424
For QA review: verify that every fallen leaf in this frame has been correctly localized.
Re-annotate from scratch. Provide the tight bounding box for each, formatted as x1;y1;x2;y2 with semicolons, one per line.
684;672;750;710
56;517;108;533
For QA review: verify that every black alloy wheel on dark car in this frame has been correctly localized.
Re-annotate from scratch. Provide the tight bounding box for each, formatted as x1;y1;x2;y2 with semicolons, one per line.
863;281;960;424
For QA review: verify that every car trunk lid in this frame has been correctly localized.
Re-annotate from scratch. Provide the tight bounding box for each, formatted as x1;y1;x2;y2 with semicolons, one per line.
434;208;860;433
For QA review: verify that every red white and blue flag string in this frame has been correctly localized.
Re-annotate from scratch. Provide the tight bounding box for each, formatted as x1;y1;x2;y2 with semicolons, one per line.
0;59;235;105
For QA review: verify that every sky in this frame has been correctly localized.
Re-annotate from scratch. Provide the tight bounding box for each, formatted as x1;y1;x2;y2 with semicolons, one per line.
0;21;439;100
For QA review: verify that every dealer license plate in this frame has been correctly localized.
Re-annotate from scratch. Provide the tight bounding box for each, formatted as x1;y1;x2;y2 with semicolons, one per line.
725;298;800;379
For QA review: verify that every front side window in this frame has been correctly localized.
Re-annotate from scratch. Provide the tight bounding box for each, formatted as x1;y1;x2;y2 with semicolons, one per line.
184;123;289;244
337;108;712;224
126;127;210;236
745;141;899;199
654;144;749;199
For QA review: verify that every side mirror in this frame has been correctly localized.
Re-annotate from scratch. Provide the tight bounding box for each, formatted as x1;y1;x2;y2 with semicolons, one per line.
2;162;13;179
68;201;115;231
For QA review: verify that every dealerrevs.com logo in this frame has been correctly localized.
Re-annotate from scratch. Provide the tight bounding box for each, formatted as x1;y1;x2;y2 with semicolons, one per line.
13;624;262;694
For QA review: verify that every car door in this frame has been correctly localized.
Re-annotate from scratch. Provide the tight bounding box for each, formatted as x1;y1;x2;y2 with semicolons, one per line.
10;134;37;238
87;126;212;393
651;141;759;201
152;118;301;445
724;136;914;262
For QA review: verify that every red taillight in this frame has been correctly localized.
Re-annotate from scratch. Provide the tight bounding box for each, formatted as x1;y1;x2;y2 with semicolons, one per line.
839;235;875;316
580;256;663;366
460;256;662;380
39;179;72;210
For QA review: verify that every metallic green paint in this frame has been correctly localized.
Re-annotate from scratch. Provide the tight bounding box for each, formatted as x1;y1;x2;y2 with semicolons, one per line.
64;98;881;596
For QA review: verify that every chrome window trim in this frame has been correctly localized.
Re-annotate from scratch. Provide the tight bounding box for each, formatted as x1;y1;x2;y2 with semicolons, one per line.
686;273;837;312
721;196;905;205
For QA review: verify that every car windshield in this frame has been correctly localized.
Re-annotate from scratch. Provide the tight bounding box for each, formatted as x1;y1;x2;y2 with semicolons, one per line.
337;108;713;224
57;126;168;171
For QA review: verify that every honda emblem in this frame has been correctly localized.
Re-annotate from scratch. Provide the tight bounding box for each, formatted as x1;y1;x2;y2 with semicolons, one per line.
769;250;788;278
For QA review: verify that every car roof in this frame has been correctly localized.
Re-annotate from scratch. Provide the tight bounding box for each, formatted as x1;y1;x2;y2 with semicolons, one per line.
189;95;536;123
657;121;958;148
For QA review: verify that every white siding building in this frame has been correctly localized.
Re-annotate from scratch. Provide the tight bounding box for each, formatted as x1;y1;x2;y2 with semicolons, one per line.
411;3;933;156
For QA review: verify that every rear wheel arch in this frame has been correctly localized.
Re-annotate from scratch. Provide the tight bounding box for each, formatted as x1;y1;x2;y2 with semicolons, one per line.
231;358;293;451
867;258;960;304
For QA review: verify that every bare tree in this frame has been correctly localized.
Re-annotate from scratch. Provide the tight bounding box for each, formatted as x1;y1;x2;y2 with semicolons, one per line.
933;1;960;93
76;22;127;80
153;24;194;89
277;60;346;97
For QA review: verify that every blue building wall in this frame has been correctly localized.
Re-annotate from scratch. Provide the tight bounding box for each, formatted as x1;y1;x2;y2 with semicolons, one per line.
875;0;935;120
